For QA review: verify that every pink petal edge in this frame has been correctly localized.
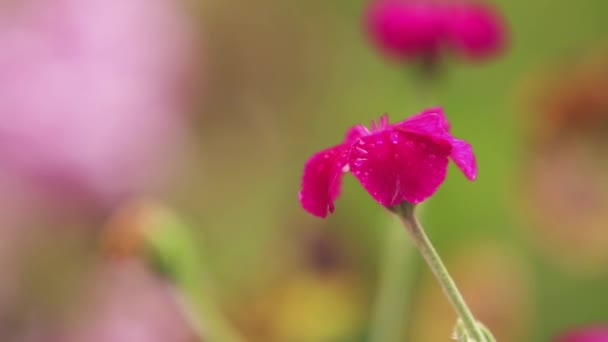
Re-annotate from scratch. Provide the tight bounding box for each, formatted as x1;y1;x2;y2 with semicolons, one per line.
397;106;451;135
344;124;370;143
299;144;349;217
398;107;477;181
449;138;477;181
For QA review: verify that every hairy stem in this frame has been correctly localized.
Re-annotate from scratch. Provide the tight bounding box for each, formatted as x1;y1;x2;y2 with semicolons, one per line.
390;202;491;342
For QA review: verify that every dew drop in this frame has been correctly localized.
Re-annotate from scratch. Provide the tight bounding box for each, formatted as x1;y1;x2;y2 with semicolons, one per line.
353;158;366;167
354;145;368;154
390;132;399;144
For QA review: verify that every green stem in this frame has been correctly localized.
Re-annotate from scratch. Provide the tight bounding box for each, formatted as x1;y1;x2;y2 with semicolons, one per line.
144;206;245;342
390;202;489;342
479;322;497;342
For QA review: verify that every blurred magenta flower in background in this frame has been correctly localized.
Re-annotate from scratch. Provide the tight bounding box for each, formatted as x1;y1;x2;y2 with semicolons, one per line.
0;0;199;208
556;326;608;342
299;108;476;217
364;0;506;63
444;2;506;60
365;0;445;61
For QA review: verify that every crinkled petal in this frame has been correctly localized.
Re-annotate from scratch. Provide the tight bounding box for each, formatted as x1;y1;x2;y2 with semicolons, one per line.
397;107;477;181
450;138;477;180
396;107;451;135
299;144;350;217
344;124;370;143
349;130;451;206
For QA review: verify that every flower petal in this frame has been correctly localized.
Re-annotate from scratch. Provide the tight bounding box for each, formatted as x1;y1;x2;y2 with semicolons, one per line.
397;107;477;181
349;130;451;206
396;107;451;135
450;138;477;180
556;326;608;342
299;144;350;217
344;124;370;143
365;1;446;60
445;3;506;60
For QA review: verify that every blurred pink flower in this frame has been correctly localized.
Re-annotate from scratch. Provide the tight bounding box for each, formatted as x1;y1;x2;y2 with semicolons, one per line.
445;2;506;60
365;1;446;60
364;0;506;63
67;260;195;342
556;326;608;342
299;108;476;218
0;0;198;207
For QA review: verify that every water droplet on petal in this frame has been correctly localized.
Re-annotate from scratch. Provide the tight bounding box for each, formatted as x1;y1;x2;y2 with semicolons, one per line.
354;145;368;154
353;158;366;167
390;132;399;144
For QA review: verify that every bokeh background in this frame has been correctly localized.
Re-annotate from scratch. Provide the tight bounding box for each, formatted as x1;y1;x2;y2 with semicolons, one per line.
1;0;608;341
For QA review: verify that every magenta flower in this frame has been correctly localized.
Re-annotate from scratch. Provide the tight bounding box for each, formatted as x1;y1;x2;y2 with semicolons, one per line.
364;0;506;63
365;1;446;60
444;2;507;60
556;326;608;342
299;108;476;217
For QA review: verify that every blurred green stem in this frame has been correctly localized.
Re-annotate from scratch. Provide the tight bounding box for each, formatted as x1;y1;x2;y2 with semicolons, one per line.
390;202;492;342
480;323;497;342
144;207;245;342
368;84;439;342
368;214;418;342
